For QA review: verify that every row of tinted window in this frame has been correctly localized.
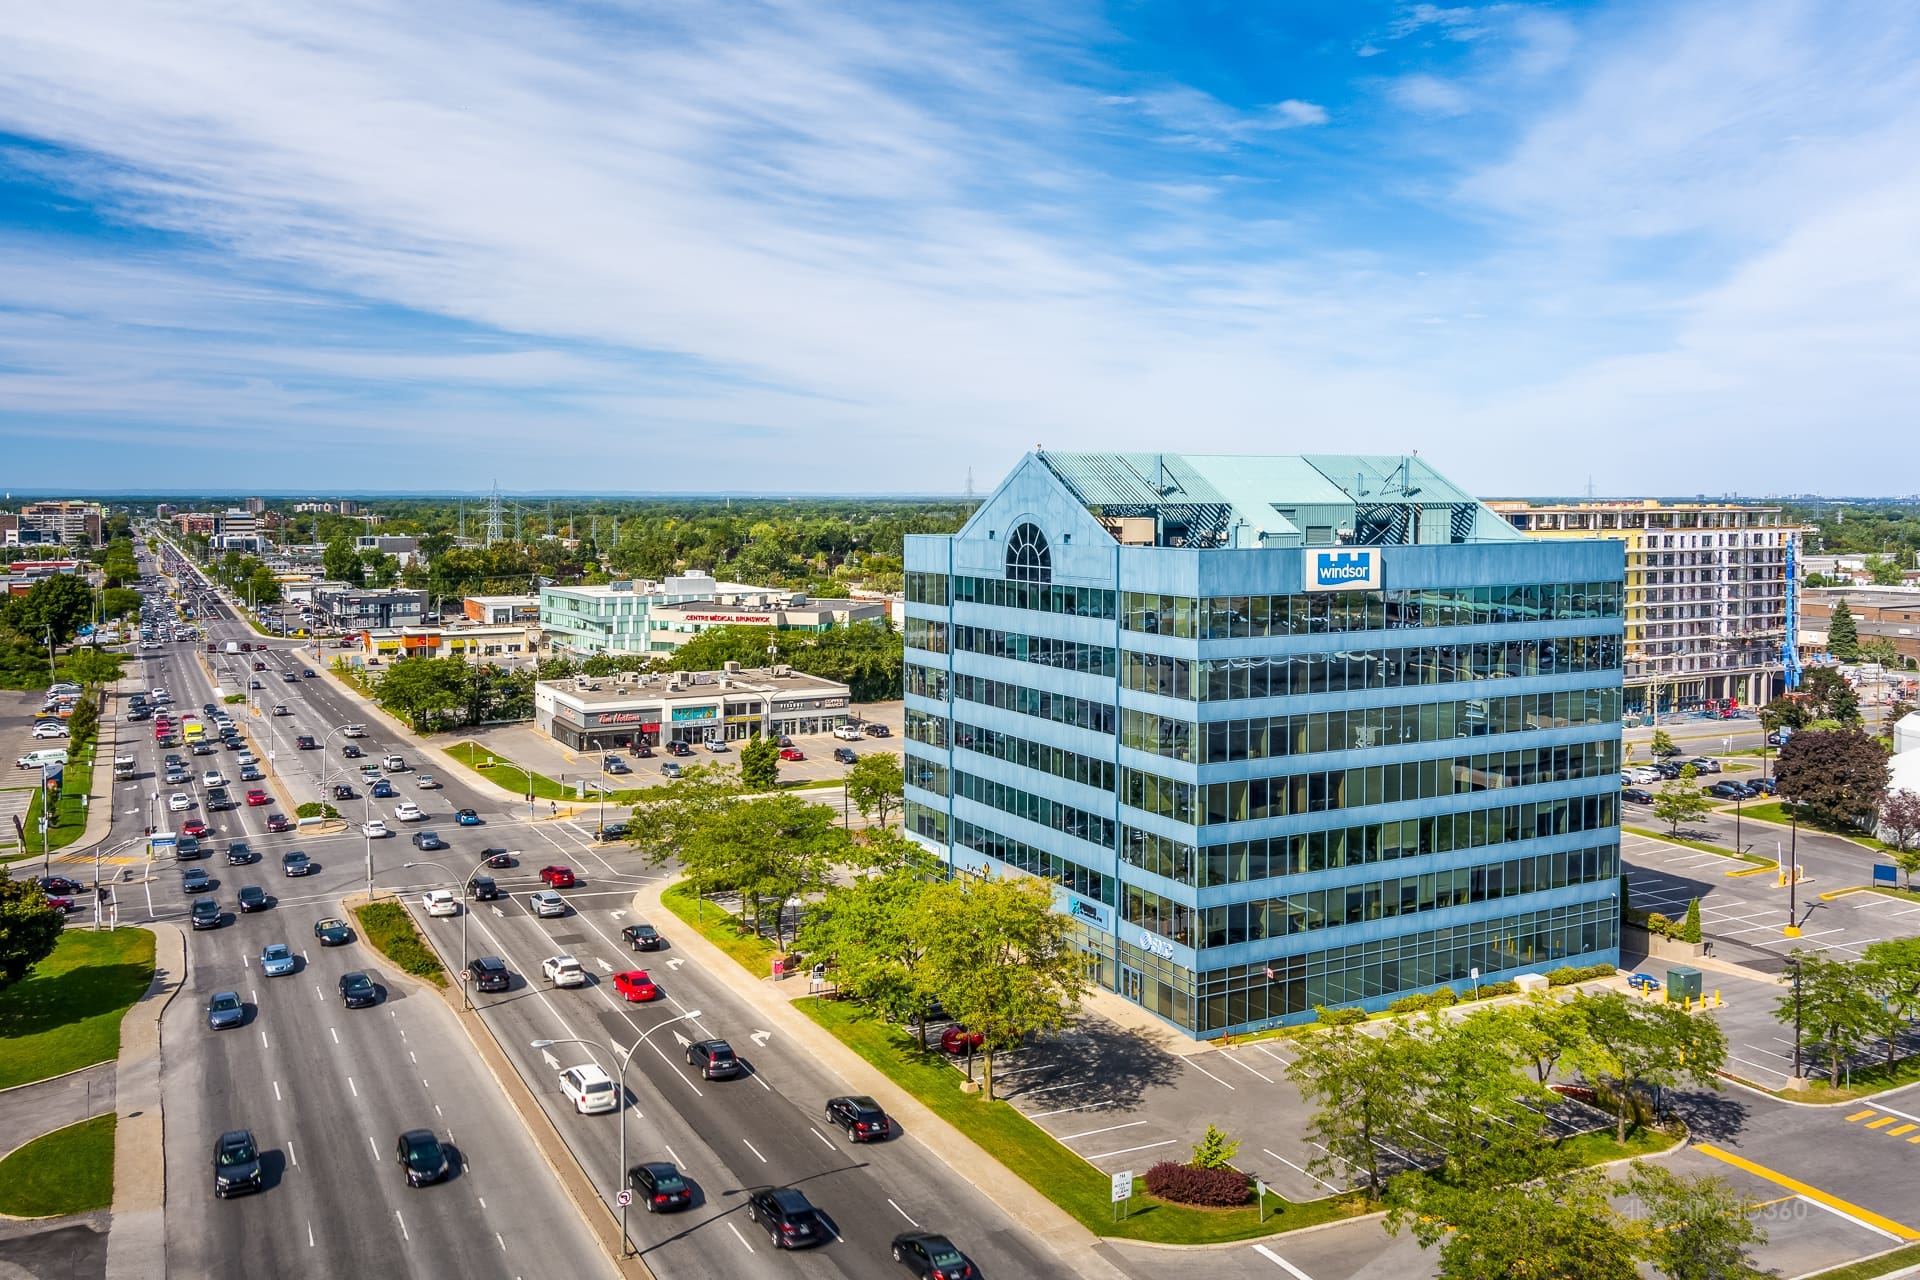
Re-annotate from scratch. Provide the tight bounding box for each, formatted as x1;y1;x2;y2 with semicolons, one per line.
1124;740;1619;827
954;818;1113;906
904;662;950;702
954;624;1116;677
1121;687;1623;765
951;672;1117;736
905;618;949;654
1122;582;1624;639
905;707;949;749
952;720;1115;793
952;770;1116;849
954;576;1116;619
1126;636;1622;703
906;572;949;606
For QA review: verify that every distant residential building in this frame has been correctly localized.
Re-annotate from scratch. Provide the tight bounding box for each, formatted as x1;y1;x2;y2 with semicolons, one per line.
311;586;428;630
172;513;218;536
337;499;358;516
210;509;264;551
464;594;540;625
242;497;267;515
293;502;338;514
1;501;104;546
1489;499;1800;713
535;664;852;751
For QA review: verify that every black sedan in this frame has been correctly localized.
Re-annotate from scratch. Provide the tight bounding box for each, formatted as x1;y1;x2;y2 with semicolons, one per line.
190;897;222;930
213;1129;263;1198
1708;780;1756;800
332;784;356;801
687;1039;742;1079
38;875;83;896
483;850;516;869
467;876;501;901
182;867;213;894
341;744;364;759
237;885;269;913
282;851;313;877
339;971;378;1009
627;1160;691;1212
226;841;256;866
395;1129;450;1187
622;923;662;951
747;1186;826;1249
1620;786;1654;805
891;1232;976;1278
313;917;353;946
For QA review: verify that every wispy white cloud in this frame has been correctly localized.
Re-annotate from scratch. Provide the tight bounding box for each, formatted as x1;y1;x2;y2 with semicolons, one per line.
1388;4;1485;41
1389;72;1472;116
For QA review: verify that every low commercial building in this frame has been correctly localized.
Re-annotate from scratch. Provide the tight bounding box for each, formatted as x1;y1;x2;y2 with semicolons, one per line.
358;622;537;663
464;594;540;625
646;593;889;651
1797;589;1920;668
3;559;84;594
535;664;852;751
311;586;427;630
539;572;748;655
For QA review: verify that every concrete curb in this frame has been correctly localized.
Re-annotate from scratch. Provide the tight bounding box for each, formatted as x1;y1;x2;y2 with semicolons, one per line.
367;893;650;1280
640;877;1131;1280
105;920;187;1280
0;1060;113;1097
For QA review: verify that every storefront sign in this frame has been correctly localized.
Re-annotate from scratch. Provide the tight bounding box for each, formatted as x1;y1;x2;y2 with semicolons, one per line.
780;696;848;710
590;710;653;726
670;706;715;721
1304;548;1382;593
680;613;775;624
1137;929;1176;960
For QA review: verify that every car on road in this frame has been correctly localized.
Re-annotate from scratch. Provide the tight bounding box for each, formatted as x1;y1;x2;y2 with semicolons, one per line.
394;801;423;821
282;851;313;877
225;841;255;866
832;747;858;765
594;822;629;842
266;813;292;833
1627;972;1662;993
295;735;317;749
747;1186;825;1249
239;764;263;783
395;1129;450;1187
686;1039;741;1079
38;875;82;895
281;671;298;684
455;808;481;825
539;865;576;888
411;829;444;850
245;789;269;806
181;819;210;838
890;1232;975;1278
542;955;586;987
467;875;500;901
207;991;245;1030
1766;731;1786;747
622;923;662;951
423;889;459;918
253;660;267;671
485;850;517;868
260;943;296;976
826;1095;890;1142
201;769;226;789
1621;786;1654;804
314;917;353;946
168;792;193;812
341;743;364;758
940;1025;984;1056
237;886;268;914
183;867;216;894
190;897;221;930
1707;780;1756;800
365;819;391;839
559;1063;619;1114
302;668;316;678
779;747;805;761
43;894;76;913
415;774;440;789
213;1130;263;1199
1652;740;1684;758
339;971;378;1008
332;783;356;801
612;970;658;1002
470;956;510;992
627;1160;691;1212
271;703;292;715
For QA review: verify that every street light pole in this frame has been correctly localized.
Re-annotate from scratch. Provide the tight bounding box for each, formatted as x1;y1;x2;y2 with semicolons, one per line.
1785;802;1800;938
1788;955;1804;1079
405;853;494;1011
532;1011;701;1258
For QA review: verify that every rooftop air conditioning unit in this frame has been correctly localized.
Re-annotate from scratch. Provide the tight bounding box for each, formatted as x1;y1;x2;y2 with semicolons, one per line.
723;661;742;674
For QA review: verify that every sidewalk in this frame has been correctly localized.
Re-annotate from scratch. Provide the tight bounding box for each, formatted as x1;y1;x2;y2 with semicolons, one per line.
635;877;1130;1280
104;921;186;1280
0;1063;115;1160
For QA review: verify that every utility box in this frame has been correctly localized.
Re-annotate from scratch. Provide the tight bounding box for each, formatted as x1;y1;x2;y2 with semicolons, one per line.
1666;966;1703;1005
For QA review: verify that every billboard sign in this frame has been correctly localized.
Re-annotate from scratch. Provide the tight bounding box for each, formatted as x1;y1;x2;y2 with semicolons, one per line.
1305;548;1382;593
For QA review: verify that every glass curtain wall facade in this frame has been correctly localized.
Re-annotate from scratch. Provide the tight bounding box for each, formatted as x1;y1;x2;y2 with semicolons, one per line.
903;453;1625;1040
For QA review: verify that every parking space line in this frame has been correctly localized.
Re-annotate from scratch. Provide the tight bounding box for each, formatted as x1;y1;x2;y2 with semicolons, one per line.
1218;1053;1276;1083
1262;1147;1342;1196
1694;1144;1920;1241
1251;1244;1315;1278
1058;1121;1148;1142
1184;1059;1237;1090
1027;1101;1110;1119
1083;1139;1177;1162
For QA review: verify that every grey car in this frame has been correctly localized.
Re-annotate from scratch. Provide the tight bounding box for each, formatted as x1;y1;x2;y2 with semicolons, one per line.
207;991;244;1030
213;1129;263;1198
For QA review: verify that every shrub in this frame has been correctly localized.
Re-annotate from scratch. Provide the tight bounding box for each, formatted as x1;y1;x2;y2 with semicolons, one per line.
1190;1124;1240;1171
1478;980;1520;999
1144;1160;1250;1207
1314;1004;1367;1026
1547;963;1616;987
351;901;447;987
1681;898;1703;944
1387;988;1462;1015
293;802;339;820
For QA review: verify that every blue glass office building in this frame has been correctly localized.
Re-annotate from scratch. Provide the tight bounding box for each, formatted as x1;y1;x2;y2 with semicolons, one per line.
902;453;1625;1039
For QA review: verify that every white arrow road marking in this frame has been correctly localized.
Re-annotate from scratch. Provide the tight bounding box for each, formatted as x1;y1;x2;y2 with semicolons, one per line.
750;1029;772;1047
610;910;626;920
672;1030;693;1048
666;958;685;971
594;957;612;974
541;1050;560;1070
491;906;503;917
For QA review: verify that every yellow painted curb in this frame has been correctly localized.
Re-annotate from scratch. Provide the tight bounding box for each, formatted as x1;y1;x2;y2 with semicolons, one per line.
1693;1143;1920;1241
1726;863;1780;878
1819;885;1870;902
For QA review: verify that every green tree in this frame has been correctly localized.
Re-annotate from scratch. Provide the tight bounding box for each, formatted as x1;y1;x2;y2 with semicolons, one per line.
1776;950;1878;1088
246;566;282;608
1398;1009;1555;1187
66;695;98;746
1860;636;1902;669
1878;790;1920;888
4;574;94;644
99;587;142;620
1392;1171;1640;1280
1569;992;1728;1142
1864;555;1905;587
844;752;904;825
1286;1018;1421;1199
1623;1164;1769;1280
1650;728;1677;758
1497;992;1591;1086
625;764;743;883
798;855;942;1042
1682;898;1703;944
739;734;781;791
1775;729;1889;828
1653;764;1712;835
1189;1124;1240;1171
1828;597;1859;661
919;873;1088;1101
373;656;469;732
58;647;124;687
1860;938;1920;1074
323;537;363;585
0;878;65;989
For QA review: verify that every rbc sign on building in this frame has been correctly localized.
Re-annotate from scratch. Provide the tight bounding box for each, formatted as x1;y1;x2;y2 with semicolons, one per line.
902;453;1624;1038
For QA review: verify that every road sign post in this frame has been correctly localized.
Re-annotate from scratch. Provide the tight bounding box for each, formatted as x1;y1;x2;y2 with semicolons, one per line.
616;1189;633;1207
1257;1177;1268;1223
1111;1169;1132;1222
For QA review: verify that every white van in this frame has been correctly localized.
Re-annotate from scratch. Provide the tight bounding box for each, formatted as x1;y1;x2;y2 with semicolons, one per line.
17;748;68;770
114;755;138;781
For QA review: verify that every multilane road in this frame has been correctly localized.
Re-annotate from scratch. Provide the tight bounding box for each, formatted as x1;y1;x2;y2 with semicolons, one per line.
147;550;1073;1280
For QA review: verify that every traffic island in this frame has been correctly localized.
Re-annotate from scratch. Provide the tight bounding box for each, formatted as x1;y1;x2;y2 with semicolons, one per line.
0;1115;117;1217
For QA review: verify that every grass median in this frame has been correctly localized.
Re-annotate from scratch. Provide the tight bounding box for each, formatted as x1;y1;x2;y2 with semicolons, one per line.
0;928;155;1090
1801;1242;1920;1280
352;900;448;988
0;1114;117;1217
21;738;100;854
1739;802;1897;852
660;881;782;973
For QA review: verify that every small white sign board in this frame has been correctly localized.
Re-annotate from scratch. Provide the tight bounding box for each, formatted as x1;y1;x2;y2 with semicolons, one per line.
1111;1171;1132;1203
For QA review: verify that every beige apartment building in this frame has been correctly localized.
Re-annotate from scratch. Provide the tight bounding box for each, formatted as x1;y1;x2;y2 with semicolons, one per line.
1490;500;1801;715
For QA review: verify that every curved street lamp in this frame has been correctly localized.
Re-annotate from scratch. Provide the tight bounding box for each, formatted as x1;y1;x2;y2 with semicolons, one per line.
404;852;499;1011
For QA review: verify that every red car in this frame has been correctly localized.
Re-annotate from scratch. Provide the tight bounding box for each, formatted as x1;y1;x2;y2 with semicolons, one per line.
779;748;805;761
539;865;576;888
612;970;658;1002
266;814;292;833
245;789;270;807
181;820;210;838
44;895;76;914
940;1025;984;1055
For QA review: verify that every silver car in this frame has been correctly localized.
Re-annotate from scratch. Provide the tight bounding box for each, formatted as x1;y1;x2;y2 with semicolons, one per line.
260;943;296;977
528;890;568;918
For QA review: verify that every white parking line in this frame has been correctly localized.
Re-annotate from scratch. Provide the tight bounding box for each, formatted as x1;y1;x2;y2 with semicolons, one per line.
1218;1052;1276;1083
1184;1059;1237;1090
1026;1101;1111;1119
1263;1147;1341;1195
1083;1139;1177;1161
1059;1121;1148;1142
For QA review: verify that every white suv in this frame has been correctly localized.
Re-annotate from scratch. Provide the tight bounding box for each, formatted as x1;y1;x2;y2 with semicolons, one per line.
558;1064;618;1114
395;801;424;821
833;724;864;741
541;954;586;987
422;889;458;917
528;890;568;918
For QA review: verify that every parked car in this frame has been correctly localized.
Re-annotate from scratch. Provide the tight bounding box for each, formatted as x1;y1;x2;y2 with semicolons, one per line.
863;724;891;738
622;923;662;951
595;822;629;842
686;1039;741;1079
1749;776;1778;796
779;747;805;761
832;747;858;765
825;1094;890;1142
627;1160;691;1213
746;1186;826;1249
1627;972;1662;993
612;970;658;1002
1707;780;1755;800
542;954;586;987
540;865;576;888
1688;757;1724;774
1621;787;1654;805
940;1025;984;1055
660;762;683;780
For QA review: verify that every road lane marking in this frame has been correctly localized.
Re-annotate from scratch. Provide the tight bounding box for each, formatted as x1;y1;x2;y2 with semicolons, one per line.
330;1027;339;1044
395;1211;408;1242
307;1222;314;1248
1867;1117;1898;1130
1890;1125;1918;1137
287;1140;297;1167
367;1135;379;1163
1028;1101;1110;1119
812;1127;836;1151
273;1080;281;1102
1847;1110;1879;1122
1252;1244;1315;1278
664;1143;681;1165
1693;1144;1920;1240
888;1198;918;1225
742;1138;768;1163
348;1077;358;1098
260;1031;268;1049
495;1233;505;1252
1084;1139;1178;1161
727;1221;754;1252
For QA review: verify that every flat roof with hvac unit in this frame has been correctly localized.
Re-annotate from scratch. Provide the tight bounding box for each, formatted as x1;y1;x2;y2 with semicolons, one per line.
533;664;852;751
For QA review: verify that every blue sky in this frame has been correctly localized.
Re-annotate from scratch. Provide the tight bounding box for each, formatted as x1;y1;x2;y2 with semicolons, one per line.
1;1;1916;495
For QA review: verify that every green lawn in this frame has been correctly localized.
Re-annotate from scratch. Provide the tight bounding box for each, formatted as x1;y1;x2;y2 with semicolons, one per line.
1621;825;1774;866
1741;1052;1920;1103
0;1114;117;1217
352;901;447;988
660;881;783;972
21;738;100;853
0;928;154;1090
1801;1243;1920;1280
445;741;648;804
1739;802;1895;851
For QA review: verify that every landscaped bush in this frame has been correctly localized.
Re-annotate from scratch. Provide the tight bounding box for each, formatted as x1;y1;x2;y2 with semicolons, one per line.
1314;1004;1367;1026
1388;988;1461;1015
1478;980;1520;999
293;802;339;820
1548;963;1618;987
352;901;447;987
1144;1160;1251;1207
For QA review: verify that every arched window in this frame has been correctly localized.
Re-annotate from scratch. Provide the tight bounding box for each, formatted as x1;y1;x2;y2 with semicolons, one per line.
1005;522;1051;584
